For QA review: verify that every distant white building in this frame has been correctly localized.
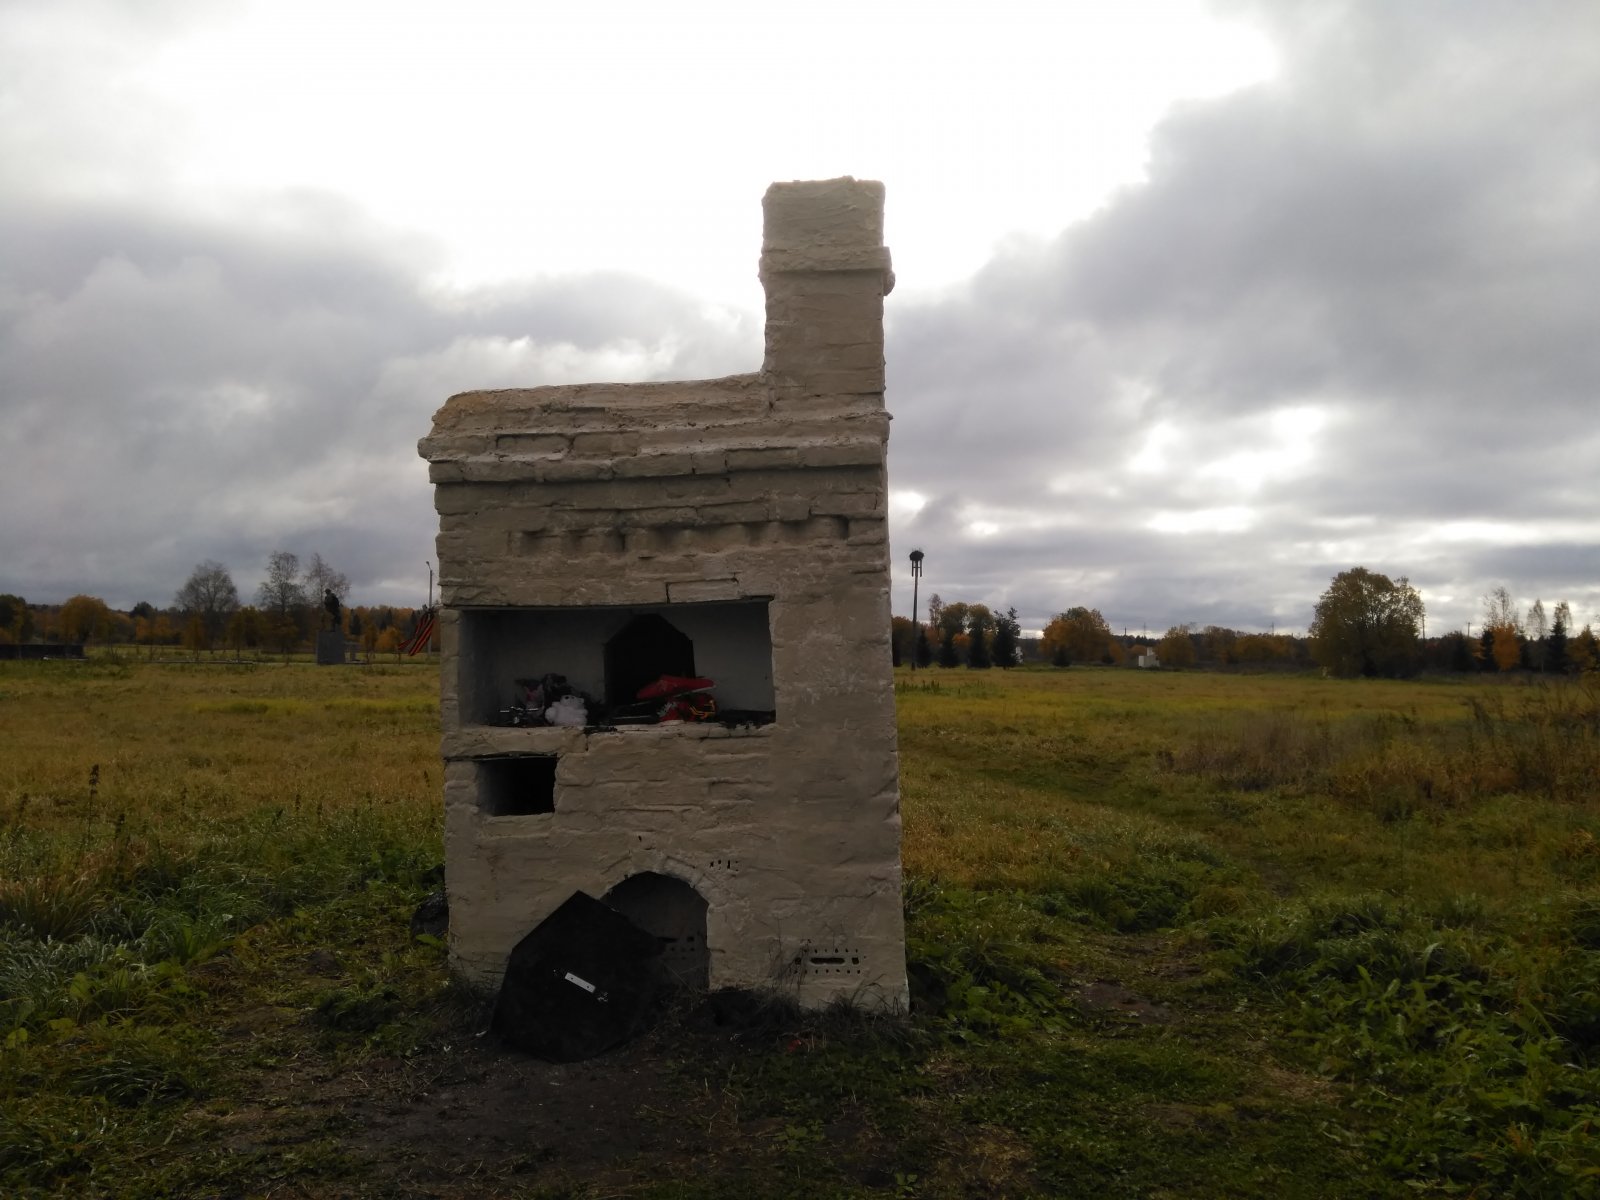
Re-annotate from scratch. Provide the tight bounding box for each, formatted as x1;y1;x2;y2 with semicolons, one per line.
1137;648;1160;669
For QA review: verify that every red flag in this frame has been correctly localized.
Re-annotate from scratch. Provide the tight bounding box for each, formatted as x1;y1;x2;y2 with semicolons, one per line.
406;610;437;656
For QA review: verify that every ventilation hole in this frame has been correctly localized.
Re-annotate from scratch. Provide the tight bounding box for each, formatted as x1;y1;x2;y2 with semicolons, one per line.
476;755;556;816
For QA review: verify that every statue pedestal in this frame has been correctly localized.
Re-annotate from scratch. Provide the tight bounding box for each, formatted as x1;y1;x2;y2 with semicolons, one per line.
315;630;345;666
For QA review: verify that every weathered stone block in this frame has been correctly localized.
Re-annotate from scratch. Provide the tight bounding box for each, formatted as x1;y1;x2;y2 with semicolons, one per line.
613;452;697;479
571;431;643;457
846;519;888;545
796;441;884;470
762;177;885;249
810;492;886;518
725;447;801;472
496;433;568;456
535;458;614;483
666;578;744;603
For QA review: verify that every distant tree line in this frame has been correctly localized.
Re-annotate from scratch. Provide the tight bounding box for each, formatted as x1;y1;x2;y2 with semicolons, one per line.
0;552;437;662
891;599;1022;670
1454;586;1597;676
887;568;1599;678
1305;569;1598;678
891;595;1307;673
9;558;1595;679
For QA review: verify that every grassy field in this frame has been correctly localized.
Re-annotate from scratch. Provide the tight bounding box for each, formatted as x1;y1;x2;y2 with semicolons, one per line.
3;658;1599;1197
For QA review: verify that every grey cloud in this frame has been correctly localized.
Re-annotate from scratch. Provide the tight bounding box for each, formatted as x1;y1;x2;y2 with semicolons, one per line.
886;0;1600;635
1;195;758;608
1460;544;1600;595
8;1;1598;642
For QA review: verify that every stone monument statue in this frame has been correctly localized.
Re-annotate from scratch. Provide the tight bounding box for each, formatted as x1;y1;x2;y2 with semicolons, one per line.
316;589;345;665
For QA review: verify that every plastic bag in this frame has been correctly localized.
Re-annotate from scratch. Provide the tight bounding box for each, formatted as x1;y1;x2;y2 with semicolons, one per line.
545;695;588;727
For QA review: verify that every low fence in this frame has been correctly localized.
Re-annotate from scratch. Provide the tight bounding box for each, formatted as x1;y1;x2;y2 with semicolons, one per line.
0;643;87;660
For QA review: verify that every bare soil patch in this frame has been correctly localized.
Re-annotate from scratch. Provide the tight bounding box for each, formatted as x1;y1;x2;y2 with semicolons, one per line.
189;983;919;1199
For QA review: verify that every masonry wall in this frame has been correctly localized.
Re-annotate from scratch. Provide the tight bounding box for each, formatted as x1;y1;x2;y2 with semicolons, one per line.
419;178;908;1010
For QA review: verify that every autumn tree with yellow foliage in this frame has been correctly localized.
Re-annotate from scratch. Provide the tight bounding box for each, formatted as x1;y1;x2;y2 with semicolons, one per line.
1158;624;1197;668
1309;567;1424;678
1042;607;1114;666
376;626;403;662
57;595;113;644
1481;587;1523;672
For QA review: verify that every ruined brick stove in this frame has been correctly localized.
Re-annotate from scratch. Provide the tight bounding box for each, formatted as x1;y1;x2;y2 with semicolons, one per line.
417;178;909;1010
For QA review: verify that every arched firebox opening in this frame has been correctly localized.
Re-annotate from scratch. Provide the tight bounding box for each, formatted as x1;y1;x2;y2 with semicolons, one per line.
605;614;694;710
603;872;709;990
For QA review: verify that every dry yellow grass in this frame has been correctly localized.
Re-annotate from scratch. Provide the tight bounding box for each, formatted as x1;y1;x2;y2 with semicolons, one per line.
895;666;1600;907
1;657;439;850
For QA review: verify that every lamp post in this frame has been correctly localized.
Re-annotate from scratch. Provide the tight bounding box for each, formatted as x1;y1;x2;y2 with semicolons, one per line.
909;549;924;670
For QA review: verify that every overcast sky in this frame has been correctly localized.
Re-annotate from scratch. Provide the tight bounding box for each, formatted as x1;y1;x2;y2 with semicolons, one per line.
3;0;1596;637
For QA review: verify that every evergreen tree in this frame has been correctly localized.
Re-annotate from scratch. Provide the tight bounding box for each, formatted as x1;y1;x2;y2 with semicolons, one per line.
1571;625;1600;673
991;607;1020;668
967;624;992;669
937;632;961;668
1550;602;1570;673
914;626;933;668
890;616;918;665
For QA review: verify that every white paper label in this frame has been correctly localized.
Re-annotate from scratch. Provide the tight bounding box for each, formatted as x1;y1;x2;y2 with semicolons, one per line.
563;971;596;994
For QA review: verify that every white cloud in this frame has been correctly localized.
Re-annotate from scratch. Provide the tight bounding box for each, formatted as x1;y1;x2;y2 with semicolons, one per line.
889;490;928;521
6;0;1278;305
1127;421;1178;475
1194;405;1326;494
1147;507;1256;535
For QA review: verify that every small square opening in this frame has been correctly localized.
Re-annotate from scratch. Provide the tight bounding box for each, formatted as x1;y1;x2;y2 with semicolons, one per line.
478;755;557;816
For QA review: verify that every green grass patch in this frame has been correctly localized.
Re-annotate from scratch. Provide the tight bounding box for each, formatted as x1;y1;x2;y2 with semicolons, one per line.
3;659;1598;1196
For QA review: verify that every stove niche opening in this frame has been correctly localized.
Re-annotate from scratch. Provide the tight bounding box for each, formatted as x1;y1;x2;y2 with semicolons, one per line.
605;614;694;710
458;600;775;727
603;872;709;990
476;754;558;816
